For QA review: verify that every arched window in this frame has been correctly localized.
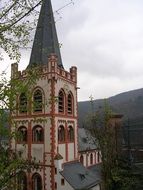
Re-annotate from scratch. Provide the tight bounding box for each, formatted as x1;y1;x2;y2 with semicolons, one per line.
32;125;43;142
97;152;100;163
80;155;84;165
67;93;73;114
68;126;74;142
58;125;65;143
90;153;93;165
33;89;43;112
17;172;27;190
58;90;64;113
95;152;97;164
32;173;42;190
19;93;27;113
18;126;27;142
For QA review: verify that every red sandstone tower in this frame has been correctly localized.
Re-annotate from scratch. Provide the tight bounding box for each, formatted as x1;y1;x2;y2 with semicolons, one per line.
11;0;78;189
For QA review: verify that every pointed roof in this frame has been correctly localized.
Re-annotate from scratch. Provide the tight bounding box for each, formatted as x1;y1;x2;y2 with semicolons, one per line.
28;0;63;68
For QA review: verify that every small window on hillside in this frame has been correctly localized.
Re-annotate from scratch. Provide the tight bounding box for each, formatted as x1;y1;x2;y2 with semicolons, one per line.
19;93;27;113
33;89;43;112
58;90;64;113
32;125;43;142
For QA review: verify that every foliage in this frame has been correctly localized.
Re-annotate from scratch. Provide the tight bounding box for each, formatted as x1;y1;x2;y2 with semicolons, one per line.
0;0;41;62
0;147;37;190
0;68;40;190
86;99;143;190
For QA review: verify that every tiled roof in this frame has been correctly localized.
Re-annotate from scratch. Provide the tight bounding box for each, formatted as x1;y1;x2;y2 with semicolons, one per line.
78;128;97;152
60;161;101;190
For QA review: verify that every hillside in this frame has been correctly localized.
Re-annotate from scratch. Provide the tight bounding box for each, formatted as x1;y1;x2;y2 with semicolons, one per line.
78;88;143;127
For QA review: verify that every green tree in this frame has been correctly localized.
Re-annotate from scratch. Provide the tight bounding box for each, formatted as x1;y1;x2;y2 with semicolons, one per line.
0;0;41;62
85;99;143;190
0;68;39;190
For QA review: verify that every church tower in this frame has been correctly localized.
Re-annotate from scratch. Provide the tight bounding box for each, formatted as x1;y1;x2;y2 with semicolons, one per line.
11;0;78;189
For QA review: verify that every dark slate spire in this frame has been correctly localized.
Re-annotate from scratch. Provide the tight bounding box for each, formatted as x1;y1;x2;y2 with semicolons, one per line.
28;0;63;68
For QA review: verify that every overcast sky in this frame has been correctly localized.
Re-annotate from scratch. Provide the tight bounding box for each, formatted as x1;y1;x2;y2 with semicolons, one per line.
1;0;143;101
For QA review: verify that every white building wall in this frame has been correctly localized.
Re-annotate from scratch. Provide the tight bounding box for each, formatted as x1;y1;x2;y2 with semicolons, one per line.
68;143;74;160
17;144;28;159
59;144;66;162
31;144;44;162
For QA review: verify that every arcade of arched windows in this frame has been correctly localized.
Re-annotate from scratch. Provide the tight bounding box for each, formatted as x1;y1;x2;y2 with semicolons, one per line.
58;125;74;143
79;151;101;166
17;172;42;190
17;125;44;144
18;88;44;114
58;89;74;115
18;88;75;115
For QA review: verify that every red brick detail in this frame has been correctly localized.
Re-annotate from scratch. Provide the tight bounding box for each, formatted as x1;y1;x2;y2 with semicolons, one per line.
28;121;32;160
12;113;78;119
65;121;68;161
50;78;56;190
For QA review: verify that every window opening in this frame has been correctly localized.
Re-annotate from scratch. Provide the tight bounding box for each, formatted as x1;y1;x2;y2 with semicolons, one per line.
33;126;43;142
32;173;42;190
33;90;42;112
18;126;27;142
68;126;74;141
19;93;27;113
58;90;64;113
67;93;72;114
58;125;65;142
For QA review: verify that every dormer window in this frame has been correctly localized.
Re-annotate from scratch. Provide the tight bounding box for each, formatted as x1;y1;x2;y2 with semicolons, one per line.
33;89;43;112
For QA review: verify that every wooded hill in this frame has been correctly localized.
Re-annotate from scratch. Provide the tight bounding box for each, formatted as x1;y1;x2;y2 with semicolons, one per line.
78;88;143;128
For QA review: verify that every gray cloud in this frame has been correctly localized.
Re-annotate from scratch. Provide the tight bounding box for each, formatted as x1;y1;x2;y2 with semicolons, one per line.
1;0;143;100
